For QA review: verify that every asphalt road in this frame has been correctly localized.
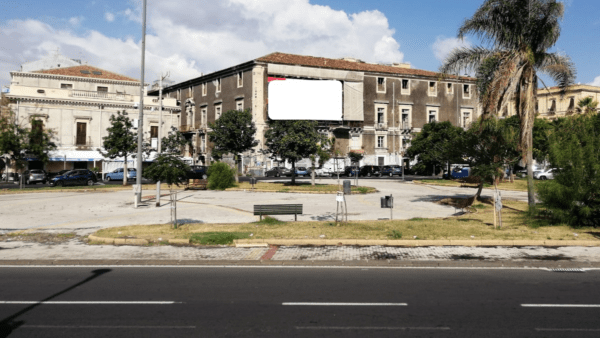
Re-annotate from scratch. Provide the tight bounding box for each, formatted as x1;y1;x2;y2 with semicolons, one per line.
1;267;598;337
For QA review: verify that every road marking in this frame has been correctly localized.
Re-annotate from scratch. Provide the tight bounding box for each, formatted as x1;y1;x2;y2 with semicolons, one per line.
536;328;600;332
296;326;449;330
522;304;600;308
283;302;407;306
21;325;195;329
0;265;560;270
0;301;180;305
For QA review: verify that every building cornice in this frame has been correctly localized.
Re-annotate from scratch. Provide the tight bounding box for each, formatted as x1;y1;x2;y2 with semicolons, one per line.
10;71;145;86
6;95;181;112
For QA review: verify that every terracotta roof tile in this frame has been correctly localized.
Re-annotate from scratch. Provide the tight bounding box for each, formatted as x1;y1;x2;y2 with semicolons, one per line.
34;65;139;82
256;52;474;81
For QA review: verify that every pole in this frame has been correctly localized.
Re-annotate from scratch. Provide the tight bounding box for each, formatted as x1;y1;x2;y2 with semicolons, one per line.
156;73;164;207
136;0;147;205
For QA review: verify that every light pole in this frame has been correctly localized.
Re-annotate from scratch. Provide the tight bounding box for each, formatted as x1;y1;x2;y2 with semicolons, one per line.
135;0;147;205
155;72;168;207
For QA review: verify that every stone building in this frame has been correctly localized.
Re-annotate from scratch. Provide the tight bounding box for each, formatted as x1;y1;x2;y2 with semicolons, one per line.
4;54;180;176
151;52;479;171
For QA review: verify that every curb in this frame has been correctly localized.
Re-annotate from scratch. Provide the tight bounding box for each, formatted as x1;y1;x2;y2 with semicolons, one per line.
234;239;600;247
88;235;148;245
225;188;378;195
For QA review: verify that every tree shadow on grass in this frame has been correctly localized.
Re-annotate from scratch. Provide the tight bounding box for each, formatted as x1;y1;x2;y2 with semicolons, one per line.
0;269;111;337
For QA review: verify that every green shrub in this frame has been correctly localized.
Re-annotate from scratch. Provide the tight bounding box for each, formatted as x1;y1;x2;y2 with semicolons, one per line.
189;232;251;245
207;162;236;190
388;230;403;239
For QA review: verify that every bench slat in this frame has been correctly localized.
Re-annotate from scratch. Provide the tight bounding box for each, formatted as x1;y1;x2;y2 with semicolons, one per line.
254;204;303;221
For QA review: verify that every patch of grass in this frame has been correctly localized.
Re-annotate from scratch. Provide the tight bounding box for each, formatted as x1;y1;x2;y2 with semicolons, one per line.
253;216;285;225
354;187;370;194
189;232;251;245
415;178;536;192
388;230;403;239
472;203;488;209
230;182;376;194
409;218;426;221
56;233;76;238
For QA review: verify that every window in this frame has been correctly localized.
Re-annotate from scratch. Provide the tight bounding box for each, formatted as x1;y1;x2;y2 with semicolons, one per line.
535;100;539;112
97;86;108;92
350;135;360;150
201;107;207;127
236;100;244;111
31;120;43;145
237;72;243;88
202;83;207;96
215;104;222;120
446;83;453;95
76;122;87;145
568;97;575;111
428;109;438;123
216;78;221;93
401;108;411;129
428;81;437;96
377;136;385;148
61;83;73;89
80;70;90;74
463;84;471;99
549;99;556;113
461;110;471;128
150;126;158;138
377;107;385;124
377;77;386;93
92;71;102;75
401;79;410;95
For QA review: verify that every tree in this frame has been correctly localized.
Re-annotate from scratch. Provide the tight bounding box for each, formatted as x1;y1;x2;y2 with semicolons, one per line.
101;111;137;186
576;96;599;115
405;121;464;176
537;114;600;226
208;109;258;183
309;137;334;186
0;110;56;187
440;0;576;208
463;116;520;199
264;120;324;185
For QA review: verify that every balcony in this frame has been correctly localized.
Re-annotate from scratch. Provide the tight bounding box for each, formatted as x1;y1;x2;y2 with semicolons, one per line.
400;122;411;130
74;136;93;149
70;89;133;101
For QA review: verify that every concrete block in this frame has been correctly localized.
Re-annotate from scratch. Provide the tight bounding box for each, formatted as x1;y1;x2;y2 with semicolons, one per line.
544;240;569;246
512;240;543;246
449;240;481;246
235;243;269;248
387;240;417;246
168;239;189;245
414;240;451;246
480;240;510;246
355;240;388;246
114;238;126;245
125;238;148;245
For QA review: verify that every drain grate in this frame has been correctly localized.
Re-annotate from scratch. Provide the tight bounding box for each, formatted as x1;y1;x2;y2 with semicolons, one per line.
551;268;585;273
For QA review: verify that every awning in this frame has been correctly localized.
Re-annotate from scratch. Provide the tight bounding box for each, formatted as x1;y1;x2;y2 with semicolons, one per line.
49;150;105;162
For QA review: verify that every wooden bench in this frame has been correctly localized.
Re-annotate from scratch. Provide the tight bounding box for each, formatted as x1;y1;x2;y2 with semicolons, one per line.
186;179;208;190
254;204;303;221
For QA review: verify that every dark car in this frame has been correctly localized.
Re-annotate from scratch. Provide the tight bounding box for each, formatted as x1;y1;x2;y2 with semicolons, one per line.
49;169;97;187
23;169;48;184
359;165;382;177
381;165;402;177
265;167;291;177
343;167;359;177
187;165;208;180
48;169;70;180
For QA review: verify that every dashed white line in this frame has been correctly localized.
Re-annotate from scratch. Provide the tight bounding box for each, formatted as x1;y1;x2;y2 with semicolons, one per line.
536;328;600;332
296;326;449;330
21;325;195;329
283;302;407;306
522;304;600;308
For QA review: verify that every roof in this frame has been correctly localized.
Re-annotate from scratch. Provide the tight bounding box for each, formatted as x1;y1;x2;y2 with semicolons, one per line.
33;65;139;82
256;52;474;80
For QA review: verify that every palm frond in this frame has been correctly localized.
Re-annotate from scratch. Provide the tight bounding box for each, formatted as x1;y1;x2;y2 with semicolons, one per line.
439;46;499;76
536;52;576;95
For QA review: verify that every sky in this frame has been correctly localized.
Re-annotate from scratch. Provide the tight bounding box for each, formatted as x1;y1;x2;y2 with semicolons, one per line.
1;0;598;88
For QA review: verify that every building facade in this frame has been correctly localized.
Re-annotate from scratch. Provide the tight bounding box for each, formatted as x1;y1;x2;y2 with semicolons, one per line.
152;52;479;171
5;56;180;176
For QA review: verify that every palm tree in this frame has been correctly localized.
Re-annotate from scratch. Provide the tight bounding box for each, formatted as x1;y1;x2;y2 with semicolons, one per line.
576;96;599;115
440;0;576;208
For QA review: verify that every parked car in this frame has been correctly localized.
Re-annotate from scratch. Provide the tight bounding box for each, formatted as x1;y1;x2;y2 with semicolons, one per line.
534;168;556;180
23;169;48;185
105;168;136;181
264;167;291;177
294;167;311;177
359;165;383;177
48;170;70;180
187;165;208;180
314;167;333;177
343;166;360;177
2;172;20;182
49;169;97;187
381;165;402;177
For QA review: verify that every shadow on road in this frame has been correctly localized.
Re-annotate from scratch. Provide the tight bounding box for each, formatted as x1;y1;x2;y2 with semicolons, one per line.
0;268;112;337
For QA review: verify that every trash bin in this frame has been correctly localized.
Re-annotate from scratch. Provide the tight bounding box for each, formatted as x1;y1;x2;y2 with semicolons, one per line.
343;180;351;195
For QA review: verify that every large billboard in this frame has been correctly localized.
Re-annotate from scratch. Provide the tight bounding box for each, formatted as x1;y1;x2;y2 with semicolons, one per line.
268;78;342;121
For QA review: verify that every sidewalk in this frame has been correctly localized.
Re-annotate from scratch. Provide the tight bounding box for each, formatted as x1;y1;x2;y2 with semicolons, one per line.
1;238;600;268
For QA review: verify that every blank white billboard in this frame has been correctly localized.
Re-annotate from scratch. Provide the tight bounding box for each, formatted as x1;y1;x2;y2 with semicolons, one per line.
268;79;342;120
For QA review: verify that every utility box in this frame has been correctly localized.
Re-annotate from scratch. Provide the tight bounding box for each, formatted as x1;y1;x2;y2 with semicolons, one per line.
381;195;393;208
343;180;351;195
250;177;257;188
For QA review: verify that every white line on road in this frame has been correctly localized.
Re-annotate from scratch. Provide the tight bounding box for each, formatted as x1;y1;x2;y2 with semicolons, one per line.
21;325;195;329
296;326;449;330
0;301;180;305
522;304;600;308
283;302;407;306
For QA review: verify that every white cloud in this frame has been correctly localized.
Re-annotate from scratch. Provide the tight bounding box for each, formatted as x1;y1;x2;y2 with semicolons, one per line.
432;36;471;63
104;12;115;22
68;16;84;27
590;75;600;86
1;0;406;85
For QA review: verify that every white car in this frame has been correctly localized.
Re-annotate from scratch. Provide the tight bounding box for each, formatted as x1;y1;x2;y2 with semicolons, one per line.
534;168;555;180
314;167;333;177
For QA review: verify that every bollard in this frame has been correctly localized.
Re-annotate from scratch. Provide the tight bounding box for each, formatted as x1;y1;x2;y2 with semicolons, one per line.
343;180;351;195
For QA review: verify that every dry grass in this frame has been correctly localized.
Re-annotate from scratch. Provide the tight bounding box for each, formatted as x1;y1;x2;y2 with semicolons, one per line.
93;200;598;244
416;179;533;192
0;183;180;195
229;181;376;194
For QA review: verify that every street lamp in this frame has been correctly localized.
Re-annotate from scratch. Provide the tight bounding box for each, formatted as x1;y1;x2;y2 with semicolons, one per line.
135;0;147;206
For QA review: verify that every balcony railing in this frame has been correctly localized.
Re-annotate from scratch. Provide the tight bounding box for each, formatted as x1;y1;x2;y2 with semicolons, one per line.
74;136;92;148
400;122;411;130
70;89;133;101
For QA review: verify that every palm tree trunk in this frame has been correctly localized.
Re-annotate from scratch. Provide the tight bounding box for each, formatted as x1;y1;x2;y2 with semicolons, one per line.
520;70;536;208
527;140;535;207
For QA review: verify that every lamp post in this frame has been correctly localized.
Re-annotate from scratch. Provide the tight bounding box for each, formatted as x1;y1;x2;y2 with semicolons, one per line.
135;0;147;205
